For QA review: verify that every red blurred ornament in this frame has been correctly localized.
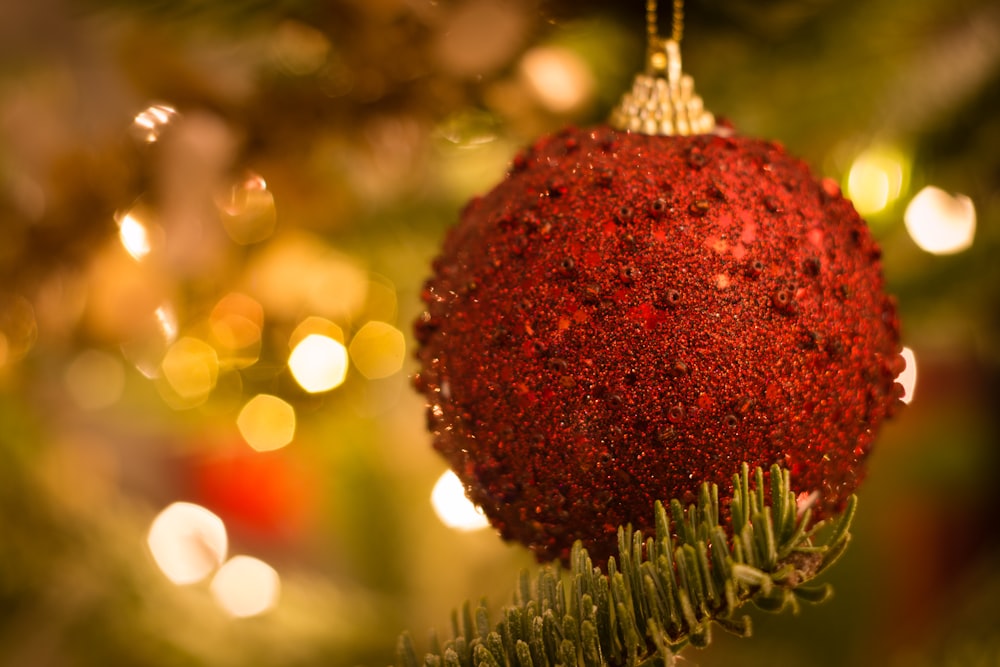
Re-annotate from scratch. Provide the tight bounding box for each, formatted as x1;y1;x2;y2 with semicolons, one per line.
189;442;317;544
414;15;904;564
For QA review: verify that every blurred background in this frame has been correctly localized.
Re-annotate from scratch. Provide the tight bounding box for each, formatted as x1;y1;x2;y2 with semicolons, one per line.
0;0;998;665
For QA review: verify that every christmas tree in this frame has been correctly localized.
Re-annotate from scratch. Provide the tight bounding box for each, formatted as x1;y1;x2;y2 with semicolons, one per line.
0;1;997;665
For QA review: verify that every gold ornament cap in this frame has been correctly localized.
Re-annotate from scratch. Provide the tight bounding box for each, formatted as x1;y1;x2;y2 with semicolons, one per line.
609;2;715;136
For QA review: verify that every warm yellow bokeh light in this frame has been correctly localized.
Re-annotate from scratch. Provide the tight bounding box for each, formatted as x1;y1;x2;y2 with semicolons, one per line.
431;470;490;532
160;337;219;403
0;294;37;364
520;45;595;114
210;293;263;368
210;555;281;618
118;211;152;260
289;316;345;348
348;321;406;380
904;185;976;255
237;394;297;451
271;19;331;76
846;147;907;216
218;174;277;245
64;349;126;410
147;502;228;585
289;334;349;393
246;234;368;321
360;275;399;325
899;347;917;405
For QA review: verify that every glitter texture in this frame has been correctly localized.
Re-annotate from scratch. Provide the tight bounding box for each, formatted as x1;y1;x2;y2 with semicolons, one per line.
414;126;904;564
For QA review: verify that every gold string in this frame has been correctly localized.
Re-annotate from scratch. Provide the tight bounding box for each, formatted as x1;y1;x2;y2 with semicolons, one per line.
672;0;684;43
646;0;685;45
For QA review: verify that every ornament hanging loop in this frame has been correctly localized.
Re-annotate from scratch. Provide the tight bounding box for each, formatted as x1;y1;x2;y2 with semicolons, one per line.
647;0;683;46
611;0;715;136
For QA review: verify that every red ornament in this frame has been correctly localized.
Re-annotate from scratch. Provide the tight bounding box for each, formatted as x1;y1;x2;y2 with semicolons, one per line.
414;35;904;565
189;442;317;544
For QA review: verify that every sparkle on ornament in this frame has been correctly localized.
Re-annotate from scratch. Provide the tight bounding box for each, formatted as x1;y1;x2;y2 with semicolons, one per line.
147;502;228;585
904;185;976;255
237;394;297;452
348;321;406;380
288;334;349;393
64;349;126;410
210;555;281;618
845;146;907;216
431;470;490;532
898;346;917;405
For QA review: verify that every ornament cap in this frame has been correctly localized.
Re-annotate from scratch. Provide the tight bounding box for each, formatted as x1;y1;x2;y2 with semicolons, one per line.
609;37;716;136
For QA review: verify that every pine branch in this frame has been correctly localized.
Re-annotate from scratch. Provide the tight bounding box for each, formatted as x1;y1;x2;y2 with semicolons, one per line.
397;463;856;667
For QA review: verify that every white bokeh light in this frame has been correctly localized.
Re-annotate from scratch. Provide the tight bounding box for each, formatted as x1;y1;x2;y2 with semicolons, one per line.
210;555;281;618
288;334;349;393
899;347;917;405
147;502;228;585
904;186;976;255
118;212;152;260
520;46;595;114
431;470;490;532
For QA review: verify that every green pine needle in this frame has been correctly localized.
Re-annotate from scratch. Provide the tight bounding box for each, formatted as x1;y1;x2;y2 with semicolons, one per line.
398;463;855;667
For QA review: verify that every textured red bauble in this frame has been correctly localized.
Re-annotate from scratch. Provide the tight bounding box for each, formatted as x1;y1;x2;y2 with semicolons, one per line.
414;126;904;564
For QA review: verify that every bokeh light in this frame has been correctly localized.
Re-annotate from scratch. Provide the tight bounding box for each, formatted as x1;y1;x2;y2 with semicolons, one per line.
120;302;179;380
431;470;490;532
209;293;263;369
64;349;126;410
210;555;281;618
270;20;330;76
0;295;38;365
116;206;155;261
903;185;976;255
217;173;277;245
348;321;406;380
132;103;178;143
160;337;219;405
520;45;594;113
845;146;907;216
237;394;297;451
290;316;346;348
899;347;917;405
246;234;368;322
288;334;349;393
147;502;228;585
155;304;179;342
